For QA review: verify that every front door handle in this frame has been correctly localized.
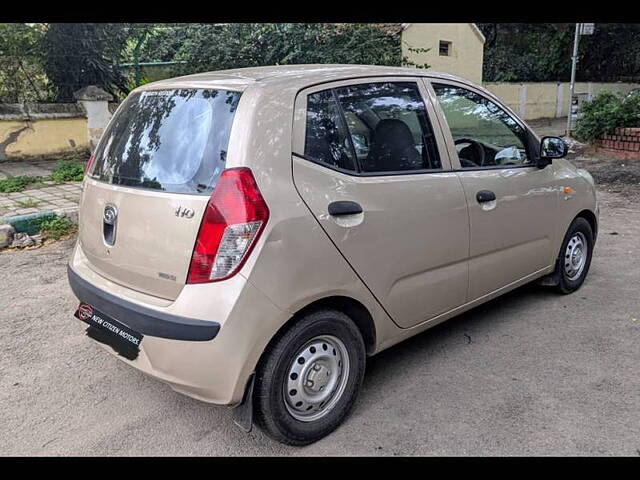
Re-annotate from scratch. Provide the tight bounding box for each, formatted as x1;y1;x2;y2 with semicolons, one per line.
328;201;363;216
476;190;496;203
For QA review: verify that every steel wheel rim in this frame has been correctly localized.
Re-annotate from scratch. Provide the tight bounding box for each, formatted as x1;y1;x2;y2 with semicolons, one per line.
564;232;588;281
283;335;350;422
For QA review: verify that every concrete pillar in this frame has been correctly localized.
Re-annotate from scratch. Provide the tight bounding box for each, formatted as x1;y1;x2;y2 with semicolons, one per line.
518;84;527;119
555;83;564;119
73;86;113;152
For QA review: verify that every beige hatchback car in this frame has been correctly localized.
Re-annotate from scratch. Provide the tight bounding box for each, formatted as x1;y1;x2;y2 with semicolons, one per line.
68;65;598;445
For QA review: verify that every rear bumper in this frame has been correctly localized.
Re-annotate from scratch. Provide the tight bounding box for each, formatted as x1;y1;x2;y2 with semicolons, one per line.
67;241;289;405
67;266;220;341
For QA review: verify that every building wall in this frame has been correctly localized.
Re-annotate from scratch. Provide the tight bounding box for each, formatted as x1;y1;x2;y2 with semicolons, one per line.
402;23;485;84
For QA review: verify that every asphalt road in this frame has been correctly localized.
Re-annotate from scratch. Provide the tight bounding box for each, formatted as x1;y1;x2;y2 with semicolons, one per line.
1;190;638;456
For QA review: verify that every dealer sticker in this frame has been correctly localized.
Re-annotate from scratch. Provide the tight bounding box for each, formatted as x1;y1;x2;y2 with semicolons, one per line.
74;303;143;349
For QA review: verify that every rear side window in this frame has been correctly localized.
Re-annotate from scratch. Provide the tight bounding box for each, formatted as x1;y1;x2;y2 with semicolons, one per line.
90;89;241;194
334;82;441;172
303;82;441;174
304;90;357;171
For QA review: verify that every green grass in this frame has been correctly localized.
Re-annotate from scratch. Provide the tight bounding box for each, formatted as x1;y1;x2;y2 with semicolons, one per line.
0;176;47;193
50;160;85;182
36;215;76;241
0;159;85;194
14;198;40;208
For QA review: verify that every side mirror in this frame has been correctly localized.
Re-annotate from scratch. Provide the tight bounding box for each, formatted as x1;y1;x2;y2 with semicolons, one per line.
540;136;568;162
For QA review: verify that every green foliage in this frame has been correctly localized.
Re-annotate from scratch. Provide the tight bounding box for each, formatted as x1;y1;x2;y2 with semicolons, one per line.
0;158;84;193
0;176;46;193
574;91;640;142
43;23;131;102
36;214;75;240
50;161;85;182
401;44;431;69
479;23;640;82
142;23;402;76
0;23;51;102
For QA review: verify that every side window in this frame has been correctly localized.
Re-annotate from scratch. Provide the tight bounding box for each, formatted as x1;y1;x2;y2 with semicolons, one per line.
304;89;357;171
334;82;441;173
433;84;531;169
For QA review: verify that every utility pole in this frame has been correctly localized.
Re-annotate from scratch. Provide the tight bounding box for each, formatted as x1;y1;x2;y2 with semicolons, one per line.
567;23;595;136
567;23;580;137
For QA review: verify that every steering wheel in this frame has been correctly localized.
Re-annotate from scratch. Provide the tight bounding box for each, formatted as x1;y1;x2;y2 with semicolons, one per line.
454;138;486;167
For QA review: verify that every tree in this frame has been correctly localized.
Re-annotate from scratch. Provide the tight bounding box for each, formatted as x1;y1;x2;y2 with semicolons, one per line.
139;23;402;76
0;23;49;102
478;23;640;83
43;23;131;102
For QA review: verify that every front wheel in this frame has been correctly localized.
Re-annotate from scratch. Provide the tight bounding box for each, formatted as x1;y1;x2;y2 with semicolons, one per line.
554;217;594;294
254;308;366;446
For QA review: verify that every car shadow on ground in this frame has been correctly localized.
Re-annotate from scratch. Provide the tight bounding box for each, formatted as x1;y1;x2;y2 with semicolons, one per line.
361;282;550;392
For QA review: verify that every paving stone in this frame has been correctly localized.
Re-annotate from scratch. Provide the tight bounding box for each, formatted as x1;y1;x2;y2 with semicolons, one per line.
14;208;39;215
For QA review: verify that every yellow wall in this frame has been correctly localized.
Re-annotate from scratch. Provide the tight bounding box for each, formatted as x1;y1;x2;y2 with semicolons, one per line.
0;117;88;158
482;83;521;113
402;23;485;84
484;82;640;120
524;83;557;119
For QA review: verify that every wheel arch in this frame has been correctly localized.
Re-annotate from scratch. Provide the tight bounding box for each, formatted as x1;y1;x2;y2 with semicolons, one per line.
292;296;377;354
575;208;598;240
259;295;377;365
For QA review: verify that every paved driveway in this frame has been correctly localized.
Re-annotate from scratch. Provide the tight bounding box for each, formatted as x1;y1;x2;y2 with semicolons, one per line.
1;190;638;456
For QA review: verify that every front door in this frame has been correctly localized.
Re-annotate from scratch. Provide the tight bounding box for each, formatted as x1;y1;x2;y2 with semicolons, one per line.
292;79;469;328
430;81;558;300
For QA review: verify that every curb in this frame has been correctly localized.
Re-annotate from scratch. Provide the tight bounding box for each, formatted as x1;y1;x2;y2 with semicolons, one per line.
0;207;78;235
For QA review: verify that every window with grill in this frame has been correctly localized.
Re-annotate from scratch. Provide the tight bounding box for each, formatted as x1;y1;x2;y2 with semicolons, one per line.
439;41;451;56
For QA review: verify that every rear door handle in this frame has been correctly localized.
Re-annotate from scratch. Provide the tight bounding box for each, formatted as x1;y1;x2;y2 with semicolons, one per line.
328;201;363;216
476;190;496;203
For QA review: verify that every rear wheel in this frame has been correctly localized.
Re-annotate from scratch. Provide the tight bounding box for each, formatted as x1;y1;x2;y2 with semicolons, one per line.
254;309;366;446
553;217;594;294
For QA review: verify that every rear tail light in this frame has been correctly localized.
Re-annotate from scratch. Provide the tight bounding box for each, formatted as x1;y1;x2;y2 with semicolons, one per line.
85;154;95;176
187;167;269;284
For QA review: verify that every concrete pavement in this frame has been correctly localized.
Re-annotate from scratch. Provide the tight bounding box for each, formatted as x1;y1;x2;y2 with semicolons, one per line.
0;189;638;456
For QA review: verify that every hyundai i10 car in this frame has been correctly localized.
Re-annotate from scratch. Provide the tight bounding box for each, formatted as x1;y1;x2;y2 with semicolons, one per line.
68;65;598;445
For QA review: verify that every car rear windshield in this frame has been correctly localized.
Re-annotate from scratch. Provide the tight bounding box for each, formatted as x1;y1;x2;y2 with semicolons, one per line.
89;88;242;194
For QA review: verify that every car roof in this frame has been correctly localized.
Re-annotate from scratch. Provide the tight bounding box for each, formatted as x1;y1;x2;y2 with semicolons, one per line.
138;64;472;93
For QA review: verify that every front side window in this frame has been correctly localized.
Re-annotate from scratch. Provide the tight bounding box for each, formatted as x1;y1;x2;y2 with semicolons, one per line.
433;84;531;169
304;82;441;174
90;88;241;194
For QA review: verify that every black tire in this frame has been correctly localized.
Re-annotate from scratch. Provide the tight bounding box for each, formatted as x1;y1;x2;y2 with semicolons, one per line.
254;308;366;446
553;217;594;294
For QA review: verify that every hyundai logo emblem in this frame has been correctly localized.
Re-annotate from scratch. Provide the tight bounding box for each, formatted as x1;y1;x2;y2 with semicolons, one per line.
103;204;118;225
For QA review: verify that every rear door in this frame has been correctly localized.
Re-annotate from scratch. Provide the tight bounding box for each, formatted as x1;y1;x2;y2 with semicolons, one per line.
292;78;470;328
79;88;242;300
428;80;558;300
